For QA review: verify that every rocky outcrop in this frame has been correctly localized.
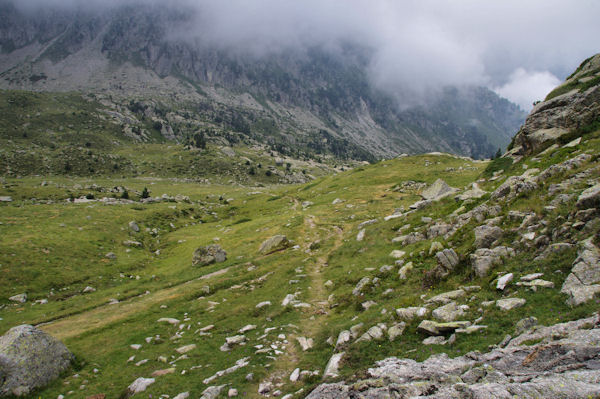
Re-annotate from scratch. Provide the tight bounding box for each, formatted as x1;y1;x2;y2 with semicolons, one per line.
561;238;600;306
0;325;74;397
306;315;600;399
192;244;227;267
510;53;600;156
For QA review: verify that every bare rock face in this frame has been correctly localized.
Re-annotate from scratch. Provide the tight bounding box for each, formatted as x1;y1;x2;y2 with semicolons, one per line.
192;244;227;266
0;325;74;397
306;315;600;399
510;53;600;156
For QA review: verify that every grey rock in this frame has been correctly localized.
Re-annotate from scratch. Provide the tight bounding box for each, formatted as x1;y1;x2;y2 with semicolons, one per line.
307;315;600;399
356;229;365;241
259;235;291;254
435;248;459;271
417;320;471;336
421;179;457;201
357;326;384;342
470;246;514;277
496;273;514;290
126;377;155;396
511;56;600;156
496;298;526;311
323;353;344;379
387;323;406;341
357;219;378;229
8;294;27;303
577;184;600;209
335;331;351;350
200;385;227;399
422;336;447;345
474;225;503;249
192;244;227;266
515;317;538;335
0;325;74;397
395;306;428;320
105;252;117;259
561;238;600;306
426;289;466;305
490;175;538;201
455;183;486;201
296;336;313;351
432;302;467;322
128;221;140;232
352;277;370;296
0;196;13;202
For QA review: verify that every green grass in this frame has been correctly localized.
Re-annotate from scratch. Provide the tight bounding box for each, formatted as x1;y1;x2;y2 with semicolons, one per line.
1;137;600;398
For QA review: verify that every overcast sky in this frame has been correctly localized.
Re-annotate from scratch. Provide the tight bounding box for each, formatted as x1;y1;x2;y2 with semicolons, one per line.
13;0;600;110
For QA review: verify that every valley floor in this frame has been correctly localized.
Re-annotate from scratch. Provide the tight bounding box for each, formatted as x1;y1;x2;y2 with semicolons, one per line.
1;134;600;398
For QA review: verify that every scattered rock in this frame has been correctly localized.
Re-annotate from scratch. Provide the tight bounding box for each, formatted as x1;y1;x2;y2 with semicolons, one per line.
561;237;600;306
496;273;514;290
398;262;413;279
125;378;155;396
296;336;314;351
192;244;227;266
256;301;271;309
389;250;406;259
421;179;457;201
323;353;344;379
128;221;140;232
474;225;503;249
395;307;428;320
356;229;365;242
8;294;27;303
417;320;471;336
200;384;226;399
175;344;196;354
82;286;96;294
432;302;468;322
259;235;291;254
290;368;300;382
352;277;370;296
422;336;447;345
435;248;459;271
496;298;526;311
387;323;406;341
105;252;116;260
576;184;600;209
0;325;74;397
157;318;180;325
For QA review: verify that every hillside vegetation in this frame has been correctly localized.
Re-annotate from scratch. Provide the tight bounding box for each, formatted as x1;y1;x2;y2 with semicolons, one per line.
1;121;599;397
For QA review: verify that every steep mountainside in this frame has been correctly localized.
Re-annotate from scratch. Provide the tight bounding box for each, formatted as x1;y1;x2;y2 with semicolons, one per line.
0;55;599;399
0;1;526;160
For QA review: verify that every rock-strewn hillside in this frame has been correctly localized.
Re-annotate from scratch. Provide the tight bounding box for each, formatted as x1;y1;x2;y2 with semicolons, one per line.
1;56;599;399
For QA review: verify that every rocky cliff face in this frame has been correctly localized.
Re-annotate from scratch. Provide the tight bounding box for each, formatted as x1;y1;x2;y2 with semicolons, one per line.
509;54;600;157
0;0;526;160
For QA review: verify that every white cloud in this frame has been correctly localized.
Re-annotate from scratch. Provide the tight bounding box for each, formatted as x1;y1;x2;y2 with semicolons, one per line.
494;69;561;111
9;0;600;106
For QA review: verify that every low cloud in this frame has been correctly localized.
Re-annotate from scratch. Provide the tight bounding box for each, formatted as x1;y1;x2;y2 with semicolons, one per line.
494;69;562;110
9;0;600;107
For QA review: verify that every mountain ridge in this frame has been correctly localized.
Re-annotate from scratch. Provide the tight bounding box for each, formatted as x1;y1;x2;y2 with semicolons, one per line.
0;0;526;160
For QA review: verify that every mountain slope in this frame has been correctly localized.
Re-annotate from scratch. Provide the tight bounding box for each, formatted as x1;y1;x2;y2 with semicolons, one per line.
0;0;526;160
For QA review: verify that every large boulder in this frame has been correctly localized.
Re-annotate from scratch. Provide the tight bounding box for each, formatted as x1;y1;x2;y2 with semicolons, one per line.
421;179;457;201
259;235;291;254
509;54;600;156
192;244;227;266
0;325;73;397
